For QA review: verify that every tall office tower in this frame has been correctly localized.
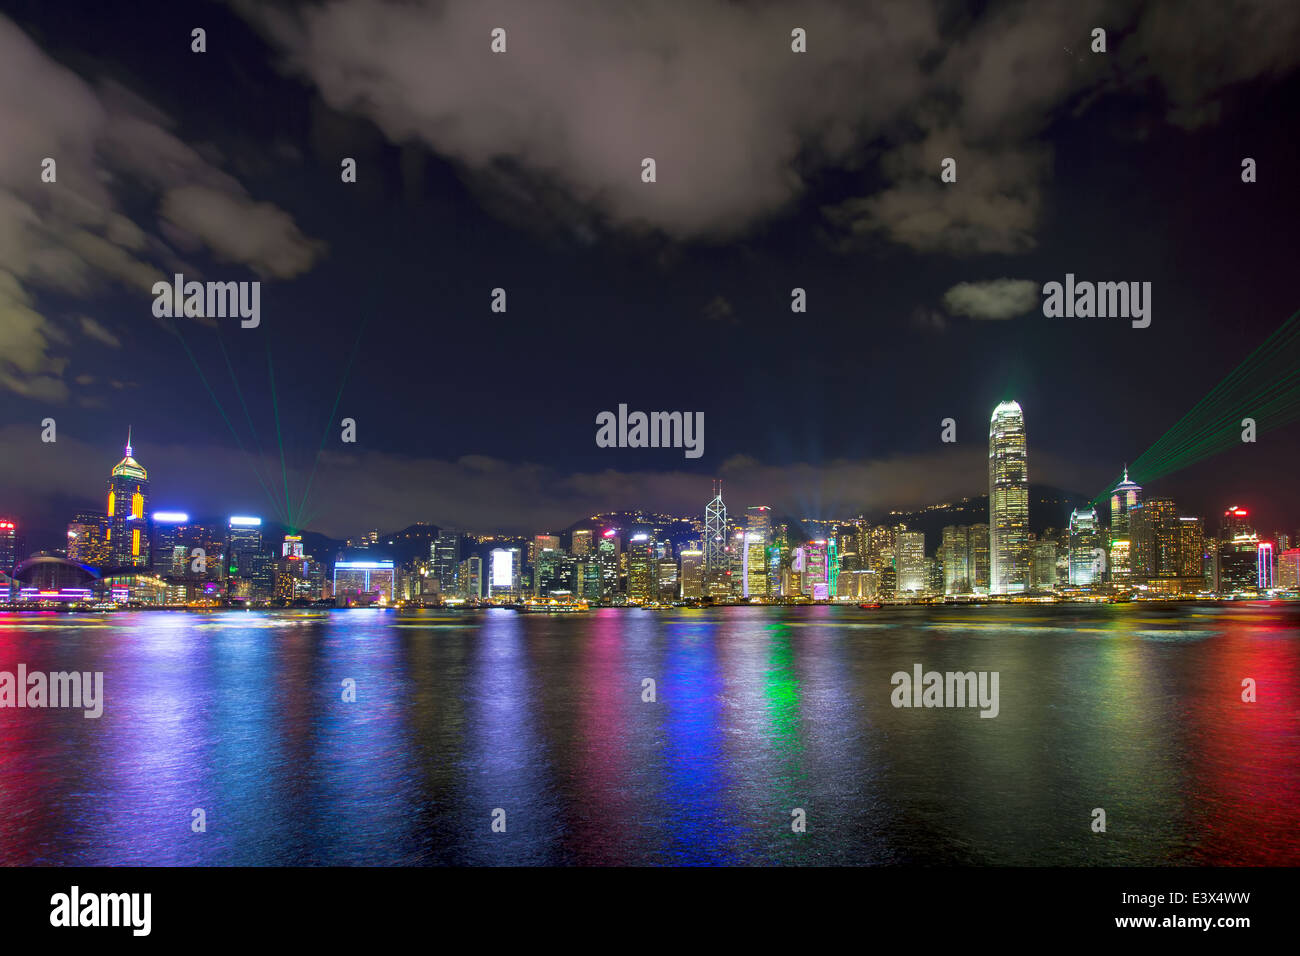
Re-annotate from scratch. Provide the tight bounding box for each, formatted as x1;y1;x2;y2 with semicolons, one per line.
534;548;575;597
1178;517;1204;580
596;530;620;596
1068;507;1104;586
867;525;895;573
1032;538;1058;589
803;540;830;599
458;555;483;599
1277;549;1300;590
529;534;561;568
988;401;1030;594
894;531;926;595
431;530;461;594
941;525;970;594
150;512;191;576
67;512;110;568
1221;506;1253;539
571;529;593;557
655;559;678;602
0;518;16;575
704;480;729;595
743;531;768;598
1128;497;1182;582
679;549;704;600
107;430;150;567
969;524;991;593
575;560;601;600
1274;532;1292;553
488;548;521;601
746;506;772;537
226;516;263;578
1109;466;1143;534
1257;541;1274;589
627;533;654;602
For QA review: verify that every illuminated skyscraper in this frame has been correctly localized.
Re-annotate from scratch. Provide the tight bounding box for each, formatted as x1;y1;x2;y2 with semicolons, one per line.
895;531;926;595
107;429;150;568
1129;497;1180;582
0;518;16;575
150;512;191;575
226;516;263;577
627;533;654;602
571;529;593;557
743;531;768;598
488;547;521;601
969;523;990;593
1068;507;1103;586
988;402;1030;594
704;481;730;597
679;549;704;600
1109;467;1142;534
431;530;461;594
803;540;829;599
596;530;620;597
942;525;970;594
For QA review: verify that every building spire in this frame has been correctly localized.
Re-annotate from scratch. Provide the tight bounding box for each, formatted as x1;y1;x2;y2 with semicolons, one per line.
125;425;133;458
1122;463;1129;483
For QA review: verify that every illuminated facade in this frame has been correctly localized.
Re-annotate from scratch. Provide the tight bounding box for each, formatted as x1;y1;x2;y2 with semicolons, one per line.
150;512;190;576
988;401;1030;594
333;559;396;605
894;531;926;595
107;430;150;568
627;534;653;602
743;531;768;598
1068;507;1104;586
0;519;16;575
703;481;730;596
226;516;263;577
488;548;521;601
67;512;111;568
1109;467;1142;534
679;549;704;599
942;525;970;594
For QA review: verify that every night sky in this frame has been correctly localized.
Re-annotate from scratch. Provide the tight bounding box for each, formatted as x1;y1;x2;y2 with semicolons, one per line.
2;0;1299;551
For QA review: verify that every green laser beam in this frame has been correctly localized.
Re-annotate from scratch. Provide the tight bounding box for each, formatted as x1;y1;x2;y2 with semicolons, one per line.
294;309;372;527
169;320;286;524
266;346;294;530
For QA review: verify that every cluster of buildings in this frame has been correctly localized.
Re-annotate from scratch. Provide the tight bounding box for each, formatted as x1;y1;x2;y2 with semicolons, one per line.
1;405;1297;608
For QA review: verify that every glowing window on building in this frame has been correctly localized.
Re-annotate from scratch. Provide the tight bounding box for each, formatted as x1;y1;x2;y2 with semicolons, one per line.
132;528;141;556
132;491;144;518
107;493;115;516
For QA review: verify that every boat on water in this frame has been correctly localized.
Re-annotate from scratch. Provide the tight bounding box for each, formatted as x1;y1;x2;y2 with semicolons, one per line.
517;599;590;613
858;602;883;609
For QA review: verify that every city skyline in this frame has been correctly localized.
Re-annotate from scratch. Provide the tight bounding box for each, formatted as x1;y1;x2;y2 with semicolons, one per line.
3;398;1296;607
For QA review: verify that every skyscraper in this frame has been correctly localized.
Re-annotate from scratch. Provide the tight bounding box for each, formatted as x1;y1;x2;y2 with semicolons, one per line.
1109;467;1142;534
703;480;730;597
1068;507;1103;586
0;518;16;575
107;430;150;568
895;531;926;595
431;530;461;594
988;401;1030;594
942;525;970;594
570;529;593;557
